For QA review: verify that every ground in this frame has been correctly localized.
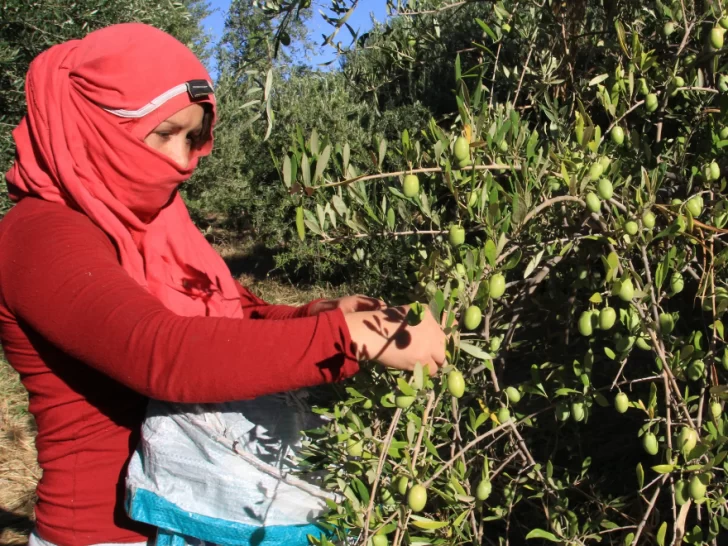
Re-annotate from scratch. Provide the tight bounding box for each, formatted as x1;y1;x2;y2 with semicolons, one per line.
0;242;343;545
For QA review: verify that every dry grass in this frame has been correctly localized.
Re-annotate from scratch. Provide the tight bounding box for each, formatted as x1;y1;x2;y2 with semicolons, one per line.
0;269;339;545
0;358;39;546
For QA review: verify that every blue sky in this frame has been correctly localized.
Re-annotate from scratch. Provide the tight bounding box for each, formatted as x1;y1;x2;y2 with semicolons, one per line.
202;0;389;71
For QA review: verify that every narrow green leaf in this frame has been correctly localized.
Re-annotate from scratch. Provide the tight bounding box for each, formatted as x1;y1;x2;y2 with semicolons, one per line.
475;18;498;41
310;129;319;155
410;516;449;530
657;522;667;546
588;73;610;86
523;249;544;279
484;240;497;267
314;144;331;183
282;156;292;188
301;154;311;186
525;529;560;542
458;342;493;361
263;68;273;99
296;207;305;241
378;139;387;169
342;143;350;173
413;363;424;391
397;377;416;396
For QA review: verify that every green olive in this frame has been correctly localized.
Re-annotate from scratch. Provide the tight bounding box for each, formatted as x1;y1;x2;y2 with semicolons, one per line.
463;305;482;331
710;161;721;181
403;174;420;198
489;273;506;299
449;225;465;247
586;192;601;213
645;93;659;112
395;395;416;409
555;401;570;422
407;484;427;512
597;178;613;200
659;313;675;335
599;307;616;330
689;474;707;501
397;476;409;496
711;27;725;49
618;278;635;301
642;210;656;229
588;163;604;180
611;126;625;145
614;392;629;413
687;359;705;381
497;407;511;423
476;480;492;501
677;427;697;452
454;136;470;162
505;386;521;404
570;401;586;422
670;271;684;294
346;438;364;457
642;432;659;455
447;370;465;399
372;534;389;546
578;311;596;337
674;479;689;505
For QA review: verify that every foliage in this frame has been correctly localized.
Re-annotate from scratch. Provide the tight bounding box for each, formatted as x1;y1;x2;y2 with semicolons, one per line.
271;1;728;545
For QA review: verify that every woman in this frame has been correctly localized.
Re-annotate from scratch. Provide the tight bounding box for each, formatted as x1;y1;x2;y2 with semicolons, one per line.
0;23;446;546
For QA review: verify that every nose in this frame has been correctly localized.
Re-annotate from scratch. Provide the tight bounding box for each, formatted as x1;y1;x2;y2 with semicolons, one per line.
170;141;191;169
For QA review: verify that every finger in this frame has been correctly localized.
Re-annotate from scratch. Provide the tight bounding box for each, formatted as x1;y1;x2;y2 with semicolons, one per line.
433;345;447;368
426;360;441;376
356;296;387;310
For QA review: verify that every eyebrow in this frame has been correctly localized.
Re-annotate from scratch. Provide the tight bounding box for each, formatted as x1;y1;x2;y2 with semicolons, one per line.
156;121;203;131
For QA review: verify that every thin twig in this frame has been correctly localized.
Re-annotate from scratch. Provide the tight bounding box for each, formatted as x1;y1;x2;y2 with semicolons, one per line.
630;475;668;546
423;422;511;487
361;407;404;545
520;196;586;227
319;163;516;189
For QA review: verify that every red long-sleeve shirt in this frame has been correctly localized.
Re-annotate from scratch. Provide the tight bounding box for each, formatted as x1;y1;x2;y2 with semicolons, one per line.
0;198;359;546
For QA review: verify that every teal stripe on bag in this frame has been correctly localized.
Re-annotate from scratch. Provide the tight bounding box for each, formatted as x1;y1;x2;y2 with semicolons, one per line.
127;488;330;546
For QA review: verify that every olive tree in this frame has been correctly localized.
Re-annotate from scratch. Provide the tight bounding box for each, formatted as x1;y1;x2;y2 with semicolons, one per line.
272;1;728;544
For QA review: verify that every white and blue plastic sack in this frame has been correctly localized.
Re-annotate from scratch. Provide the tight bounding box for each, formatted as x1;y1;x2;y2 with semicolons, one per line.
125;392;338;546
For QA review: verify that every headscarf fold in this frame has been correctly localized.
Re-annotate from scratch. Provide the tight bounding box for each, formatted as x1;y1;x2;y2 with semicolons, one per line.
6;23;243;318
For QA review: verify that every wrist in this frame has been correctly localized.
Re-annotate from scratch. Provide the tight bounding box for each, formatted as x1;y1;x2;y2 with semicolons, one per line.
304;298;330;316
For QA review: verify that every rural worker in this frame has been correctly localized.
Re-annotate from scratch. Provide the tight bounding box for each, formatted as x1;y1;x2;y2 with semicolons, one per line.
0;23;447;546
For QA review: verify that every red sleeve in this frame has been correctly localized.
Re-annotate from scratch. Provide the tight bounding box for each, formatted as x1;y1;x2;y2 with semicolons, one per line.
0;201;359;403
235;281;324;319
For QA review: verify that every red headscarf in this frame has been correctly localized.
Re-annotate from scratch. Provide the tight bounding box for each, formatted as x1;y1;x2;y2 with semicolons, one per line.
6;23;243;318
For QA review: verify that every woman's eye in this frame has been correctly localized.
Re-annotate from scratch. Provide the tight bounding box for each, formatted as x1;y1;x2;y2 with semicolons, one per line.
156;132;171;140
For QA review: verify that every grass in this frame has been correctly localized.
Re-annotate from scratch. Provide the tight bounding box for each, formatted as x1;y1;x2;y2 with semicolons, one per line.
0;256;341;545
0;357;39;546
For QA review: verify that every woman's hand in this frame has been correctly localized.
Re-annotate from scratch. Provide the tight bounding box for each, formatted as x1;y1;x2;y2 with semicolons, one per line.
309;295;387;315
343;305;447;376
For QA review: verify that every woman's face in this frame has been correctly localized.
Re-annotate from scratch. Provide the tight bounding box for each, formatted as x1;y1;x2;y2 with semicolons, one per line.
144;104;205;169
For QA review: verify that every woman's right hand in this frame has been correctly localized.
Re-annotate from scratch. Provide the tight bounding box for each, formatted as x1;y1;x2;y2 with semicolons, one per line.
343;305;447;376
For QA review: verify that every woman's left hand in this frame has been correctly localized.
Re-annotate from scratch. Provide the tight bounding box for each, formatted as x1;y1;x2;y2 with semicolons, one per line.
308;295;387;315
